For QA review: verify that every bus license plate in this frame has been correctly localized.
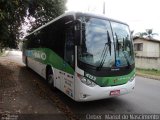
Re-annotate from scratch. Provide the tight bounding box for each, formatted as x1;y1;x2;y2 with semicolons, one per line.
110;90;120;96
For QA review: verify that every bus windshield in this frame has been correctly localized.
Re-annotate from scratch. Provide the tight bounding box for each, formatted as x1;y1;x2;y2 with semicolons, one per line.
77;16;134;69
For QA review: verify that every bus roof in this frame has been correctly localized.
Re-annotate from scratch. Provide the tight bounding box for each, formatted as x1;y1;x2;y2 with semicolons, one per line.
75;12;128;25
25;11;129;38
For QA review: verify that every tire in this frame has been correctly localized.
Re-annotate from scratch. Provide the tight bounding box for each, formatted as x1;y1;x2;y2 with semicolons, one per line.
46;68;55;89
25;57;28;67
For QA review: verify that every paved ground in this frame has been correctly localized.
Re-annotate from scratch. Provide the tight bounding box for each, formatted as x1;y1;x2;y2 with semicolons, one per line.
0;51;70;120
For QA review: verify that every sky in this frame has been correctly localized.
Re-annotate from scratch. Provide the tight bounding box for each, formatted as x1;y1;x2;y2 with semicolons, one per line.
66;0;160;36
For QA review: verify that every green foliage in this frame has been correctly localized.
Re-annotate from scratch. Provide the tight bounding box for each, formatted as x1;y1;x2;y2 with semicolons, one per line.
134;29;159;39
145;29;158;38
0;49;4;56
28;0;66;31
136;68;160;76
0;0;28;49
134;32;148;38
0;0;66;49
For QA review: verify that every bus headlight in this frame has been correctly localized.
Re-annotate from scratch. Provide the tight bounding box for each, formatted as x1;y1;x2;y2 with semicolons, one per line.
81;78;96;87
77;73;96;87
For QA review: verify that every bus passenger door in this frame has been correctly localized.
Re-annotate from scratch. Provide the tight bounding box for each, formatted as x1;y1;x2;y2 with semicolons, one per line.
62;23;75;98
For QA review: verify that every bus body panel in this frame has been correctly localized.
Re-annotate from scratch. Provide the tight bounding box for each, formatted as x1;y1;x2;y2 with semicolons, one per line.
27;57;46;79
74;75;135;101
24;54;76;99
74;63;135;101
53;68;75;99
24;49;76;99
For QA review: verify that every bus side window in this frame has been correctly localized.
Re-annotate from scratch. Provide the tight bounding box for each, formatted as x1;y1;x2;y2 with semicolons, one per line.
27;32;40;49
64;24;74;68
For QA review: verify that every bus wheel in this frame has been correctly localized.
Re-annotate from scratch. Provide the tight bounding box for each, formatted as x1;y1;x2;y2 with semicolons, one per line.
25;57;28;67
47;68;54;88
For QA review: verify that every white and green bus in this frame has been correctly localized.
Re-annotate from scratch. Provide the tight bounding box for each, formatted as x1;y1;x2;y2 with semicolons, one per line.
22;12;135;101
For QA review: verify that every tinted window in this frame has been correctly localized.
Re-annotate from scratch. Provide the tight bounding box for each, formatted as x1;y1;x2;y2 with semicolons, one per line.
26;15;74;58
78;16;115;68
26;33;40;49
64;22;74;67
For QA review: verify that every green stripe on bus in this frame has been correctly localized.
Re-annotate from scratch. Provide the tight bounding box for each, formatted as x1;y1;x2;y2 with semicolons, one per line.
25;48;74;75
95;69;135;87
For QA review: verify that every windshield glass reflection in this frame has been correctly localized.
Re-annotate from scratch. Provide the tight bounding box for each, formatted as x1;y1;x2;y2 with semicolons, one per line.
111;22;134;67
77;16;134;69
78;17;115;68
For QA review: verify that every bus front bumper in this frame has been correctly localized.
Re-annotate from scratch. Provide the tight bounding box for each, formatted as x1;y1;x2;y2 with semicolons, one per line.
75;78;135;102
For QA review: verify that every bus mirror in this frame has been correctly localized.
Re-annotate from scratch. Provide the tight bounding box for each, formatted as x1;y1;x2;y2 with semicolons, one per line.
75;19;82;46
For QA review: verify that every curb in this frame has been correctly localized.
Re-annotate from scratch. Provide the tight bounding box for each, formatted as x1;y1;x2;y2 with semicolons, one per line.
136;73;160;81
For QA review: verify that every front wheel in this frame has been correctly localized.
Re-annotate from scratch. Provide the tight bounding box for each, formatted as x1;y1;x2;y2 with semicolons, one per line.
46;68;55;89
25;57;28;67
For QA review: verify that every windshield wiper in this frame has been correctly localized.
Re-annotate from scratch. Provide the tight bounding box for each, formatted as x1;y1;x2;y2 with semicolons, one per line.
97;31;111;71
123;51;131;68
115;33;120;56
115;34;131;68
122;39;131;68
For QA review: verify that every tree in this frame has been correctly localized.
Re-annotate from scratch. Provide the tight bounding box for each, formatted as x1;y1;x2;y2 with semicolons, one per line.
144;29;158;38
0;0;28;50
134;29;158;39
28;0;66;31
134;32;146;38
0;0;66;50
